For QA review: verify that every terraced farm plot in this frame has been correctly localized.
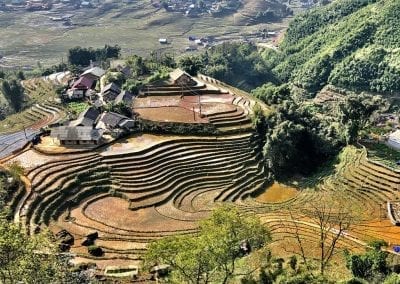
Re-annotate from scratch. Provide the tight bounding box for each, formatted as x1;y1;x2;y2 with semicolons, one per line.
134;73;257;134
6;72;400;269
135;106;208;123
7;77;269;264
0;4;289;68
0;76;66;159
14;131;265;263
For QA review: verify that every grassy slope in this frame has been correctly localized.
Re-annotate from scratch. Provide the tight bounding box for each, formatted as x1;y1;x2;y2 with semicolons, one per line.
0;79;61;133
264;0;400;94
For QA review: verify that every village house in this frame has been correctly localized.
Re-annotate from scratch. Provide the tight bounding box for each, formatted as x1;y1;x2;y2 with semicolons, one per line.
169;68;197;86
69;107;100;127
81;66;106;80
102;82;121;102
114;90;134;105
50;126;103;145
65;88;85;100
64;76;96;100
96;111;136;132
64;67;104;101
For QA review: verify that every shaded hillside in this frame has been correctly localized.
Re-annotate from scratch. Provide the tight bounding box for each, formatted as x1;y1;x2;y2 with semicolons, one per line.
263;0;400;94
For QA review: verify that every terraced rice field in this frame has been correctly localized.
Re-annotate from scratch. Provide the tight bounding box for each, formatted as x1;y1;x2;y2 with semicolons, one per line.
0;77;268;266
0;75;67;159
4;74;400;268
134;73;258;134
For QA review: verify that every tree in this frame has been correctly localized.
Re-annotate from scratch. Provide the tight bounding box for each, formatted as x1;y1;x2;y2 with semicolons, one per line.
0;214;83;283
145;205;271;284
345;240;390;283
178;56;204;76
288;190;362;275
16;71;25;80
338;94;382;144
103;71;126;86
68;45;121;66
1;79;24;112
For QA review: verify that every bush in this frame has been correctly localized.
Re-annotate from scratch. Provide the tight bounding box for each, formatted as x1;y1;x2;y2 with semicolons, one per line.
87;245;103;257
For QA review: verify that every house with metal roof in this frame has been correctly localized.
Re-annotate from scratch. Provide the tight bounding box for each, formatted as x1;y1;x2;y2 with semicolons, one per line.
387;129;400;150
102;83;121;102
50;126;103;145
69;107;100;127
96;112;136;131
169;68;197;86
71;76;95;90
81;67;106;80
114;90;134;105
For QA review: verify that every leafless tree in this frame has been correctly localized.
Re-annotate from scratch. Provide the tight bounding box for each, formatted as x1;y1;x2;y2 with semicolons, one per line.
288;190;362;275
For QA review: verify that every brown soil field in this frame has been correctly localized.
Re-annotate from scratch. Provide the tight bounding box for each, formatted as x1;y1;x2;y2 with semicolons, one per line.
256;182;299;203
84;196;198;232
134;96;181;108
135;106;208;123
180;101;237;116
353;219;400;247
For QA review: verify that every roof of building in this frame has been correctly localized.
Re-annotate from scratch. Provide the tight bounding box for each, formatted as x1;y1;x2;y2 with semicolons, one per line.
102;82;121;94
69;107;100;127
114;90;134;104
169;68;190;81
96;112;133;129
50;126;103;141
71;76;95;90
389;130;400;144
81;67;106;78
169;68;197;85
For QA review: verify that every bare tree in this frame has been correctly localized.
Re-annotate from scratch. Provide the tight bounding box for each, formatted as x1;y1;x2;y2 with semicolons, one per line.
288;190;362;275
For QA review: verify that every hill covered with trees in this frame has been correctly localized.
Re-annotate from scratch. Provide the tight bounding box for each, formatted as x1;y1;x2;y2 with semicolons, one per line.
264;0;400;94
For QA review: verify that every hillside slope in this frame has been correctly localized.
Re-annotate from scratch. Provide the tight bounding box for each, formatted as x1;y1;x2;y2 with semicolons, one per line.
264;0;400;94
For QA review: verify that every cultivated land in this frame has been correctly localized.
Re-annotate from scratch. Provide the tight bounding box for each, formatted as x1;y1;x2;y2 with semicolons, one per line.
2;71;400;273
0;73;68;159
0;0;302;68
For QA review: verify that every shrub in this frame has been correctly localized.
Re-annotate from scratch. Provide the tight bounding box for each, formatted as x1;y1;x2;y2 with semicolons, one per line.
87;245;103;257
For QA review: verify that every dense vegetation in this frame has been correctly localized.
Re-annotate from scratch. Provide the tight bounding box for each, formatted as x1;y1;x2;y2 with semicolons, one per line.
179;43;278;91
0;71;26;119
67;44;121;66
264;0;400;94
180;0;400;95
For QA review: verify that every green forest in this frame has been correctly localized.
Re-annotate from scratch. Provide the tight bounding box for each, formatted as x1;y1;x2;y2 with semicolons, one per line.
182;0;400;95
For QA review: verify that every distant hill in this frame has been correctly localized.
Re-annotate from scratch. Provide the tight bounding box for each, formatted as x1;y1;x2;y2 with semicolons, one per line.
263;0;400;94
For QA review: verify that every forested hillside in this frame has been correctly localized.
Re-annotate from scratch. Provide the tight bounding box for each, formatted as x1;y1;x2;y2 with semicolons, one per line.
263;0;400;94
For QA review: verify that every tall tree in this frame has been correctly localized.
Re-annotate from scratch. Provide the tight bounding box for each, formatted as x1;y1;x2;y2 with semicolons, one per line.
338;94;382;144
145;205;271;283
0;213;84;283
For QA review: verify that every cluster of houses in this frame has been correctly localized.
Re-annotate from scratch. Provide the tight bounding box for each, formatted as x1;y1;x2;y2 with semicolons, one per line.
0;0;51;10
64;66;133;105
51;66;136;146
0;0;120;11
50;106;136;146
151;0;238;17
